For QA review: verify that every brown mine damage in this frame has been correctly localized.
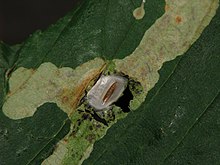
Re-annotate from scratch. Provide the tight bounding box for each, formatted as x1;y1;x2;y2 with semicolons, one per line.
165;4;170;12
175;15;182;24
59;63;106;116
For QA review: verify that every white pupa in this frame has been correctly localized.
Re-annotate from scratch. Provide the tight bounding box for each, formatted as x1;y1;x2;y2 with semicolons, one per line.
87;75;128;110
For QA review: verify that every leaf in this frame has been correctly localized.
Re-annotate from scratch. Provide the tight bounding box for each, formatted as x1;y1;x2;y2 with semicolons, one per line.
0;0;165;164
0;0;219;165
83;5;220;165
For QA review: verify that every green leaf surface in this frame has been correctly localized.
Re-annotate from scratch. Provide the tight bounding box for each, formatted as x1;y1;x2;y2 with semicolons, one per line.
0;102;70;165
14;4;81;69
0;42;17;69
83;6;220;165
15;0;164;69
0;42;21;106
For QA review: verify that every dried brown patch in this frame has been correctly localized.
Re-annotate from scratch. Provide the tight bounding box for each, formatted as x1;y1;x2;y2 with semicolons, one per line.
165;4;170;12
58;63;106;116
175;15;182;24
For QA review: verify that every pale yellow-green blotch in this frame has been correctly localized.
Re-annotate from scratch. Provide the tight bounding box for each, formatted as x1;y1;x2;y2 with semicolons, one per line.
41;141;68;165
133;0;146;20
3;58;106;120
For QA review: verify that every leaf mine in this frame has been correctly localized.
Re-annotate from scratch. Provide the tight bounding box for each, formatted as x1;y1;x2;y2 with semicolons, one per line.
114;0;219;110
3;58;106;119
133;0;146;20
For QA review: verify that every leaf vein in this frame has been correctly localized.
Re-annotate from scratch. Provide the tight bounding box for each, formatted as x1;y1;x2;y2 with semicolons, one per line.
160;91;220;164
